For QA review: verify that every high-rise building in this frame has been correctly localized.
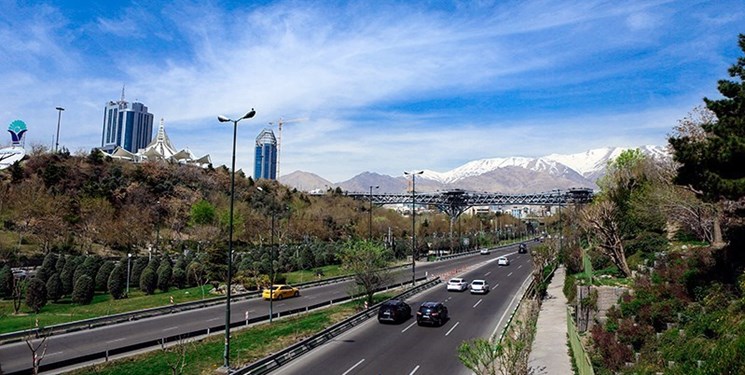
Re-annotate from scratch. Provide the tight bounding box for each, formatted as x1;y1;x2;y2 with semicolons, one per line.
254;129;277;180
101;89;154;153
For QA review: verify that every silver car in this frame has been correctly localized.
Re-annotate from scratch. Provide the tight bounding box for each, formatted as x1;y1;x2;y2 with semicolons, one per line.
446;277;468;292
470;279;489;294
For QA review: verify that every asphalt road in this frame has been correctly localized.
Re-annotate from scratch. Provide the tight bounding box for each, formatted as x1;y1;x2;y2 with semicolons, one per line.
0;242;531;374
271;249;533;375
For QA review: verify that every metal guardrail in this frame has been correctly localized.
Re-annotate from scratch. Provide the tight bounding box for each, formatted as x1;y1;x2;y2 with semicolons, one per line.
3;276;431;375
567;307;595;375
0;275;352;346
233;278;442;375
495;275;536;344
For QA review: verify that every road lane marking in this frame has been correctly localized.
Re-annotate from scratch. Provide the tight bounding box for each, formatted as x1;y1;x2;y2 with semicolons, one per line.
445;321;459;336
473;299;483;308
47;351;64;356
107;338;126;343
507;272;513;277
207;317;220;322
402;322;417;333
409;365;420;374
342;359;365;375
163;326;178;331
484;271;491;276
517;265;522;269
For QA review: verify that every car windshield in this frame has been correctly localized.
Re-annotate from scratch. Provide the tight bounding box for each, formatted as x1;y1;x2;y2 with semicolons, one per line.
472;281;484;285
449;279;463;284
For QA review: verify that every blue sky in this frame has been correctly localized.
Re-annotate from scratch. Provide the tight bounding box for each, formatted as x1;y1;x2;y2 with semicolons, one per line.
1;0;743;182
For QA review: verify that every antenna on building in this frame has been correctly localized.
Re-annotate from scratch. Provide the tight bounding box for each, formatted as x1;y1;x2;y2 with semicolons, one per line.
121;84;126;102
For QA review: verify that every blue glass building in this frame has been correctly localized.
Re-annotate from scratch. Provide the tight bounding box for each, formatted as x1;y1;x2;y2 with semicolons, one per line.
101;92;154;153
254;129;277;180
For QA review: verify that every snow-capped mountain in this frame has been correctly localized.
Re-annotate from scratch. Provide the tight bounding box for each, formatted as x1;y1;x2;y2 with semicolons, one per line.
280;145;669;193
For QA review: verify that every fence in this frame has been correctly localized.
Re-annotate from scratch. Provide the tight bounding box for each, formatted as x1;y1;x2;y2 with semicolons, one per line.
567;307;595;375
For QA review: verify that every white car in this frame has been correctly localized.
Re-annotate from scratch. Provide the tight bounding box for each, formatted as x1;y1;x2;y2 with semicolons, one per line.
479;248;490;255
446;277;468;292
497;256;510;266
470;279;489;294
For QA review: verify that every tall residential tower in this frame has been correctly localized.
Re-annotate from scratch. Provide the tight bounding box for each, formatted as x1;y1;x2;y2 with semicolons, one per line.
101;88;154;153
254;129;277;180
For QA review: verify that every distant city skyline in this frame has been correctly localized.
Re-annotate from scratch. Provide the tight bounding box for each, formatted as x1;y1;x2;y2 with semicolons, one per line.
1;1;743;181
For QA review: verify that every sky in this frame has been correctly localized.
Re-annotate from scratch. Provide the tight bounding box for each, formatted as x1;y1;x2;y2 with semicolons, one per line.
1;0;743;182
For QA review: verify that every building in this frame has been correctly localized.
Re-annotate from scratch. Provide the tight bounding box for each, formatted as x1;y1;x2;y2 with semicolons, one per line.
254;128;277;180
101;89;154;153
107;118;211;168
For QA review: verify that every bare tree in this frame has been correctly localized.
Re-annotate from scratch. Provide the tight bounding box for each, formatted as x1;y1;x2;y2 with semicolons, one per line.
579;200;631;277
25;333;48;375
161;335;193;375
12;277;26;314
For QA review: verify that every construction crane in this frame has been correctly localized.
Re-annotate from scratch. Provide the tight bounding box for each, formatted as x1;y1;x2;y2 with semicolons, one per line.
268;117;306;179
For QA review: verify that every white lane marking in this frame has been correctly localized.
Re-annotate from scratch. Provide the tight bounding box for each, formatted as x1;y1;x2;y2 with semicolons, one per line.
402;321;417;333
107;338;126;343
484;271;491;276
163;327;178;331
342;359;365;375
47;351;64;356
473;299;483;308
507;272;513;277
445;321;460;336
517;265;522;269
207;317;220;322
495;283;499;288
409;365;421;375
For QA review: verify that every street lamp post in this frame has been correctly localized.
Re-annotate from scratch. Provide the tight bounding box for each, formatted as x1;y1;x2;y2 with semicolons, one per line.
404;171;423;286
126;253;132;296
368;185;379;241
217;109;256;371
54;107;64;153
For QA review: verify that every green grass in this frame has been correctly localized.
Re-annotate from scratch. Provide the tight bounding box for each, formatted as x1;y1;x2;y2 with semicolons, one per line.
69;293;395;375
283;264;346;284
0;285;212;334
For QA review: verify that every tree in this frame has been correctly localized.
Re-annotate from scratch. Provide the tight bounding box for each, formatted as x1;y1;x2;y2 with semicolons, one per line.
140;267;157;295
157;262;173;292
187;260;210;299
338;240;391;306
95;261;115;292
669;34;745;245
25;277;47;313
71;275;94;305
12;277;26;314
172;266;186;289
580;199;631;277
0;264;12;298
45;272;62;302
131;257;148;291
107;264;126;300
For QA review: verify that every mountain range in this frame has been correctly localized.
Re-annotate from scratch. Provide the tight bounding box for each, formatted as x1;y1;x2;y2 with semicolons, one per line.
279;145;668;194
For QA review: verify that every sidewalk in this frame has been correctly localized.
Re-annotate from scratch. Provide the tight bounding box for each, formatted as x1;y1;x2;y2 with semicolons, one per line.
528;265;572;374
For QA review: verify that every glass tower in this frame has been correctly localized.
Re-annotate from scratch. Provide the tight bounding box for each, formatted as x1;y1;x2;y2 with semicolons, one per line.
254;129;277;180
101;92;154;153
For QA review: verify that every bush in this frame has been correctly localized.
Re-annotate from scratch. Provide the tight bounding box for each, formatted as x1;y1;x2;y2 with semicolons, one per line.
131;257;148;290
46;272;62;302
172;267;186;289
157;263;172;292
563;273;577;304
25;277;47;313
72;275;94;305
139;268;157;295
108;264;126;299
0;265;12;298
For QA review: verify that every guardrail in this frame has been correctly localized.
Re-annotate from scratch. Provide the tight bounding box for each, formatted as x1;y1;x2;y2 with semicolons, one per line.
433;240;526;262
567;307;595;375
4;276;431;375
0;275;353;346
495;274;536;344
233;278;442;375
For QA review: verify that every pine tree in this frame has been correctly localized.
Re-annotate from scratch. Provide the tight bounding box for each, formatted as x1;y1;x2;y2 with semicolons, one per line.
95;261;115;292
139;268;157;295
108;264;126;299
157;262;172;292
25;277;47;313
131;257;148;290
0;265;12;298
72;275;94;305
46;272;62;302
172;266;186;289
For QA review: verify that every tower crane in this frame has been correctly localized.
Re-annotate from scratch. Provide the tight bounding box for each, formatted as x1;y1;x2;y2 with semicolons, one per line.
268;117;306;179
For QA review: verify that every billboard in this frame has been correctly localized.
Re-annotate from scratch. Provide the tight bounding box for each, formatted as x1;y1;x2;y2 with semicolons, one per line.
0;120;28;170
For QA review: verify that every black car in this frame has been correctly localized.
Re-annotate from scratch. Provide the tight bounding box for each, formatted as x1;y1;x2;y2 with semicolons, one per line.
378;300;412;324
518;243;528;253
416;301;449;326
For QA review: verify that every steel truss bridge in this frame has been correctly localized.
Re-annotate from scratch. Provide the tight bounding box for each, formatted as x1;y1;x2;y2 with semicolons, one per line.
344;188;594;221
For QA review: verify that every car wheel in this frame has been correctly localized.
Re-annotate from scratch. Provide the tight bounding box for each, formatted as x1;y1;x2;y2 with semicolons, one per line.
277;294;283;300
294;291;300;297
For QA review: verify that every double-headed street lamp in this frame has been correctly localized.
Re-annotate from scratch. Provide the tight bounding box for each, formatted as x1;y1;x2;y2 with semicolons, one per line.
404;171;423;286
54;107;64;153
217;108;256;371
368;185;379;241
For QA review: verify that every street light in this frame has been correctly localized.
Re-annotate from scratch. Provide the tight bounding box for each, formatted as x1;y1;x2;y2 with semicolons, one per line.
217;108;256;371
404;170;423;286
54;107;64;153
368;185;379;241
126;253;132;296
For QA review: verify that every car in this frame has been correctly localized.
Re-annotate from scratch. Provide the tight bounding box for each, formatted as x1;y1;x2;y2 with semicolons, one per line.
480;248;491;255
416;301;449;326
377;300;412;324
497;256;510;266
470;279;489;294
518;243;528;253
262;284;300;300
446;277;468;292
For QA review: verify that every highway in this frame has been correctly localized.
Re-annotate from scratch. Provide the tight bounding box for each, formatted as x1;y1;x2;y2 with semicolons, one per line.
271;249;533;375
0;242;532;374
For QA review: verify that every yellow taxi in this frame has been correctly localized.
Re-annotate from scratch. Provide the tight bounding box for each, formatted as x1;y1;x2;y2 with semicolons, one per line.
262;284;300;300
